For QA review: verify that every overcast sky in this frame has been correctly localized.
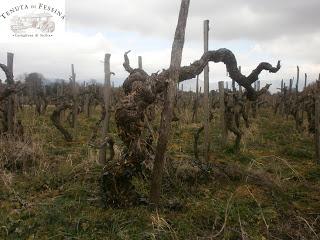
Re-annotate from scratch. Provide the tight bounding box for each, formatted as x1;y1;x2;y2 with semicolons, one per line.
1;0;320;92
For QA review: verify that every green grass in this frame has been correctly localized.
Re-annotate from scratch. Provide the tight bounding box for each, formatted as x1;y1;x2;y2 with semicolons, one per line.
0;106;319;239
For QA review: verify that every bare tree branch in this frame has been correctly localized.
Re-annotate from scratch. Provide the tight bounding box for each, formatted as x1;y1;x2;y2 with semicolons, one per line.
123;48;280;100
247;61;281;84
123;50;134;74
50;102;73;142
0;63;14;84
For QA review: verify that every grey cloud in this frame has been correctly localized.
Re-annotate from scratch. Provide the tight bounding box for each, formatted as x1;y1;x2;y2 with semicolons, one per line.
67;0;320;41
1;0;319;91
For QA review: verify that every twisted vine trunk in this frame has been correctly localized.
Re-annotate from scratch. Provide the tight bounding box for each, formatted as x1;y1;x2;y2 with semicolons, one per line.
0;58;21;135
51;102;73;142
109;20;281;207
111;48;280;206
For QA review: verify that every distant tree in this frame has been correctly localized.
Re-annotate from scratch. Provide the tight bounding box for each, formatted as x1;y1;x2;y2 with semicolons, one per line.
25;72;45;99
25;73;47;114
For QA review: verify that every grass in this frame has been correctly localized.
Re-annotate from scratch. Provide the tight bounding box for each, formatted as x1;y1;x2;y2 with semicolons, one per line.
0;105;319;239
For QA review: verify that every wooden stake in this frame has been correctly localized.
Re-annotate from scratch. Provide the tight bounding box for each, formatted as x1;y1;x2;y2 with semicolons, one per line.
219;81;227;146
315;94;320;164
138;56;143;70
289;79;293;93
150;0;190;205
99;53;112;165
71;64;78;128
194;75;199;122
57;82;64;121
296;65;299;93
7;52;15;134
238;66;242;93
203;19;210;162
304;73;307;89
84;82;90;117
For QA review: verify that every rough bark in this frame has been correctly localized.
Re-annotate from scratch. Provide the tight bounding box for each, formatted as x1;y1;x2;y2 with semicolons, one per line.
296;66;300;93
203;19;210;162
149;0;190;205
192;75;199;122
0;59;22;135
0;63;14;84
107;48;280;207
71;64;78;128
194;126;204;162
0;84;22;102
99;54;112;165
315;95;320;164
219;81;227;145
104;24;281;208
6;53;15;134
50;101;73;142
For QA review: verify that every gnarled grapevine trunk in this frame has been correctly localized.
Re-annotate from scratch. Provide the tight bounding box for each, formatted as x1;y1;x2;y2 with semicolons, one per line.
50;101;73;142
0;62;24;137
116;49;280;163
101;48;281;207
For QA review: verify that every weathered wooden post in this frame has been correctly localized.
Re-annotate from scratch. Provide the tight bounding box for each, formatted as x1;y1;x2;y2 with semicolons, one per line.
296;66;299;93
315;94;320;164
7;52;15;134
283;82;287;116
279;79;284;114
57;82;64;121
289;78;293;93
99;53;112;165
203;19;210;162
232;80;236;92
150;0;190;205
188;86;192;107
239;66;242;93
196;75;199;115
111;81;115;105
71;64;78;128
138;56;143;70
304;73;307;89
84;82;90;117
219;81;227;146
192;75;199;123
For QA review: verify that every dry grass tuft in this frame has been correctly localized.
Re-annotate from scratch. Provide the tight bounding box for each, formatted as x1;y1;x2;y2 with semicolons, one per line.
0;134;44;172
150;211;178;240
